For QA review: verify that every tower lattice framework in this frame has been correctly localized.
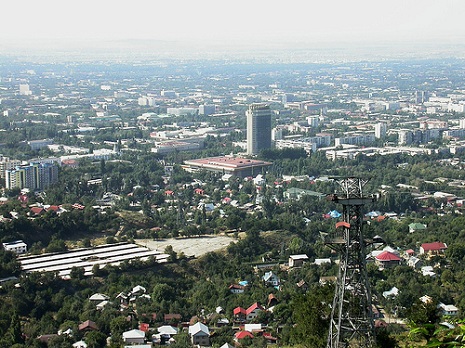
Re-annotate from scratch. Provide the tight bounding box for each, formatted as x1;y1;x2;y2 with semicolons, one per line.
326;177;376;348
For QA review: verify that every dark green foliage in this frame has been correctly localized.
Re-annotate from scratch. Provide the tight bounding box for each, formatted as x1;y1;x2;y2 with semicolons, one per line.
0;249;21;278
288;285;333;348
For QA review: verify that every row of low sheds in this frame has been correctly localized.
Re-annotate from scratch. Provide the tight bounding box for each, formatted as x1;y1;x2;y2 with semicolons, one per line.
16;242;169;278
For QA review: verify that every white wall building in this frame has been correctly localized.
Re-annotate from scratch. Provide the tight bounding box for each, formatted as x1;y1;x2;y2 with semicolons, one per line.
374;123;387;139
3;240;27;254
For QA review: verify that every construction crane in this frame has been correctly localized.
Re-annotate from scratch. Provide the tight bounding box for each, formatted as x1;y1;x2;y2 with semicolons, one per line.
325;177;376;348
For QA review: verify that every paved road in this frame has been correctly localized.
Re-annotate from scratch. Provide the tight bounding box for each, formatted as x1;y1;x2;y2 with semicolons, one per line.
135;235;237;257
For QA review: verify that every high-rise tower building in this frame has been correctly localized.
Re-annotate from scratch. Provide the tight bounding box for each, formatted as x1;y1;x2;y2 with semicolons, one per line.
374;122;387;139
246;103;272;155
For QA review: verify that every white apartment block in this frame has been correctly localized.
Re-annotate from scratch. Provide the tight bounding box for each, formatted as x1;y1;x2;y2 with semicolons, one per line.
374;123;387;139
275;139;317;154
335;134;375;147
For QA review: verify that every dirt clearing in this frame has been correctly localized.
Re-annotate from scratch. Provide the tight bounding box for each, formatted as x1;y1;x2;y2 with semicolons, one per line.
135;235;237;257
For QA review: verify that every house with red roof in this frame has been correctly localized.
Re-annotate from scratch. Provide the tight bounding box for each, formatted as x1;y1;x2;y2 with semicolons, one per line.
233;307;247;322
420;242;448;256
246;302;264;321
78;320;98;332
194;188;204;195
375;251;401;269
235;330;254;342
263;332;278;344
29;206;45;216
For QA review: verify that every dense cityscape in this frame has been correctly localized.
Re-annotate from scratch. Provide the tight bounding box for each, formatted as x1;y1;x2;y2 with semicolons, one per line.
1;53;465;347
2;1;465;347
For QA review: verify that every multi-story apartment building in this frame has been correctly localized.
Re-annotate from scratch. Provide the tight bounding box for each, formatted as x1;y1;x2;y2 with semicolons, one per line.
0;156;22;179
5;163;58;190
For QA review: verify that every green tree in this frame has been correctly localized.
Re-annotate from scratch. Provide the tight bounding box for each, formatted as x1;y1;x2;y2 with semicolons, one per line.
289;285;332;348
85;330;108;348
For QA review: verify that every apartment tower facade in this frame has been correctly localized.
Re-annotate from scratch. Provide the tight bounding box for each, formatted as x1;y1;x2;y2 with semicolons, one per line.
246;103;272;155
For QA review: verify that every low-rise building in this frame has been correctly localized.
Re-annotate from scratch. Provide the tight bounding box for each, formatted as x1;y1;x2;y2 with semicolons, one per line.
122;329;146;344
420;242;448;256
184;156;272;178
289;254;309;267
2;240;27;254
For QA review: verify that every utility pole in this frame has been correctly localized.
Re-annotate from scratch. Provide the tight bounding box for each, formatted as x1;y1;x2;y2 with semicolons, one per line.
326;177;376;348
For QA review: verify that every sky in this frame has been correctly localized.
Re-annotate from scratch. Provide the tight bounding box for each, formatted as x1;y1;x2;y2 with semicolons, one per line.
1;0;465;56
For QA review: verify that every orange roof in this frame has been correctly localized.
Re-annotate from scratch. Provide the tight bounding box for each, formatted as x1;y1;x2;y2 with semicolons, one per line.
30;207;45;215
335;221;350;229
235;331;253;339
233;307;246;315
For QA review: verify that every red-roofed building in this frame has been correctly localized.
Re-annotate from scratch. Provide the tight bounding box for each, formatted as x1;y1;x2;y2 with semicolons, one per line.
233;307;247;322
29;207;45;216
139;323;149;332
246;302;264;321
405;249;415;256
164;313;181;323
375;251;401;269
78;320;98;332
235;331;254;341
420;242;448;256
194;188;204;195
46;205;60;213
184;156;272;178
263;332;278;344
61;159;78;168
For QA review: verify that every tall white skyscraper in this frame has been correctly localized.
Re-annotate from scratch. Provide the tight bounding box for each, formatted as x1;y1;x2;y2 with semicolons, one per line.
374;122;387;139
247;104;272;155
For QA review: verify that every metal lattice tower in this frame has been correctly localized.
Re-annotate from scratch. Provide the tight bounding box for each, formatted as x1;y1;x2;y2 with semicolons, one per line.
326;177;376;348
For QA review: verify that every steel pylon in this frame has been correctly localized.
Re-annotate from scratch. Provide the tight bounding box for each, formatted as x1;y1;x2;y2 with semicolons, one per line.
326;177;376;348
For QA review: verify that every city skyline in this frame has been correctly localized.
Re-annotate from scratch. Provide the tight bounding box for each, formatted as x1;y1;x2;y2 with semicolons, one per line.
2;0;465;60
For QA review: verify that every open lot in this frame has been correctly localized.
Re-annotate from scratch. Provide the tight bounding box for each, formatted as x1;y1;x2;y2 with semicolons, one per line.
135;235;237;257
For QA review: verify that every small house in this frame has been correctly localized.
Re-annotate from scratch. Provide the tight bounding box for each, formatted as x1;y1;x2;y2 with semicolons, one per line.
188;322;210;346
288;254;309;267
233;307;246;322
263;271;280;287
375;251;401;269
229;284;246;294
78;320;98;332
235;331;254;342
409;223;427;233
122;329;146;344
439;303;459;316
420;242;448;256
246;302;264;321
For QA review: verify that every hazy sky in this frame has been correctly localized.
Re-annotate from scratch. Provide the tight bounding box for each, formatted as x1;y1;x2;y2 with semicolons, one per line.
1;0;465;48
